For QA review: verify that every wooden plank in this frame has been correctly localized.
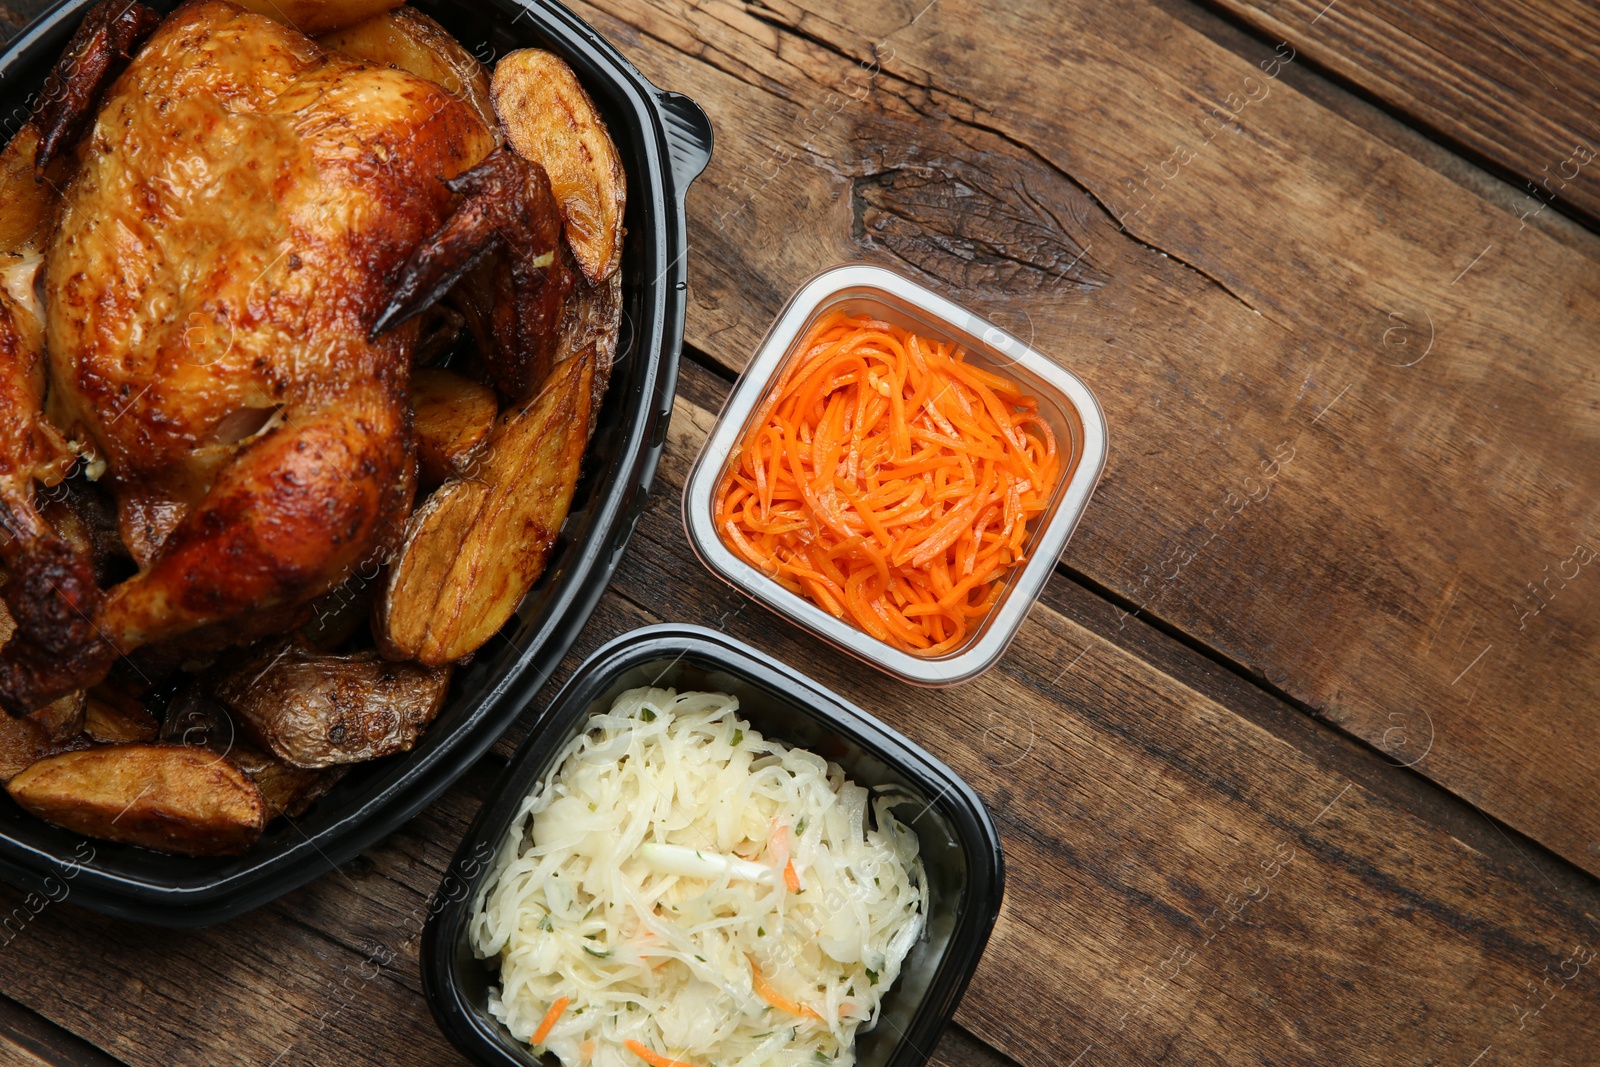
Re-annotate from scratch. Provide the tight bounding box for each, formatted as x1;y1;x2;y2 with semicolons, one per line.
625;364;1600;1066
0;5;33;41
2;365;1598;1066
0;0;52;42
0;995;125;1067
558;0;1600;878
1201;0;1600;229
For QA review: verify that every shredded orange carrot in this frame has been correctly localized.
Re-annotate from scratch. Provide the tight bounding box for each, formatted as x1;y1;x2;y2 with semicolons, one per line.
750;957;825;1021
625;1039;696;1067
580;1039;597;1063
715;311;1059;655
783;857;801;893
530;996;570;1044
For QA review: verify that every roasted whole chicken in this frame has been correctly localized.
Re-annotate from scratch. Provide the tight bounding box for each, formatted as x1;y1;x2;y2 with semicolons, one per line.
0;0;624;748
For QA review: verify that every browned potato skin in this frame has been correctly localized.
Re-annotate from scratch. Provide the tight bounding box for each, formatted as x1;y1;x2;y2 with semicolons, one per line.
555;267;622;440
238;749;347;818
29;689;85;741
0;715;52;782
0;713;87;782
320;6;497;133
213;642;453;768
232;0;402;35
411;367;497;487
7;744;265;856
492;49;626;283
377;351;593;665
84;685;159;743
160;686;342;818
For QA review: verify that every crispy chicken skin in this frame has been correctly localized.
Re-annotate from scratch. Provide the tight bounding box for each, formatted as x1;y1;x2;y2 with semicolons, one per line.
0;0;495;711
0;124;103;708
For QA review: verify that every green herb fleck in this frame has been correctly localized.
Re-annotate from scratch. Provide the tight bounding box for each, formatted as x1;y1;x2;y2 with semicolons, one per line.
538;914;554;932
731;729;744;747
757;926;766;936
866;968;880;986
796;817;807;836
640;708;657;722
583;945;612;959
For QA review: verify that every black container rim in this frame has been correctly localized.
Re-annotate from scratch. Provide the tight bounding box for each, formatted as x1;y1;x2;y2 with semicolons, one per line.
420;622;1006;1067
0;0;712;925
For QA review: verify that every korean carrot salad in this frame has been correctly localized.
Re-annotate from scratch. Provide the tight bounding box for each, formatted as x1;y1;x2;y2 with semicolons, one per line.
470;688;928;1067
714;310;1061;656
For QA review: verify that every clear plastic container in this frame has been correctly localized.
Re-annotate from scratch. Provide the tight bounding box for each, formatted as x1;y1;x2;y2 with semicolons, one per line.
684;264;1107;686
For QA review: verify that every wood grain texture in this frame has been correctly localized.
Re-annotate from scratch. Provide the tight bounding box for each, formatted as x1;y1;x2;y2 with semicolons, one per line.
2;363;1597;1067
555;0;1600;879
0;0;46;40
1201;0;1600;228
0;994;125;1067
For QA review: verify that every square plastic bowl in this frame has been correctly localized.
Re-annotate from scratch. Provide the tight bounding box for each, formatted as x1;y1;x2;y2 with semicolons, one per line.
683;264;1107;686
421;624;1005;1067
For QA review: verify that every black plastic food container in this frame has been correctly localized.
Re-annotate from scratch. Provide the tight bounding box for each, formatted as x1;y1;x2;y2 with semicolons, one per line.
422;624;1005;1067
0;0;712;925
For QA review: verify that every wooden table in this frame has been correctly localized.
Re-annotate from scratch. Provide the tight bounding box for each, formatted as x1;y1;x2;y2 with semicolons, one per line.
4;0;1600;1064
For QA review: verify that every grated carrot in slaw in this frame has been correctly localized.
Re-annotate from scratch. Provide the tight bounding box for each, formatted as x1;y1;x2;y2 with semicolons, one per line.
624;1040;695;1067
715;310;1061;655
530;996;570;1045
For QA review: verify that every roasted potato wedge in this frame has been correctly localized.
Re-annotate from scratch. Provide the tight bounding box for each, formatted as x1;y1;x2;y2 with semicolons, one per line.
237;747;347;819
0;713;87;782
555;267;622;439
411;367;497;486
30;689;85;741
233;0;402;36
7;744;265;855
492;49;626;283
320;6;497;132
377;351;592;664
84;684;159;743
213;641;453;767
159;689;348;819
0;686;90;782
0;715;51;782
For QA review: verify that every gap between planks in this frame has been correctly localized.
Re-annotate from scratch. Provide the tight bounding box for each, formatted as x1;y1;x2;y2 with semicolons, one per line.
674;342;1600;919
1160;0;1600;257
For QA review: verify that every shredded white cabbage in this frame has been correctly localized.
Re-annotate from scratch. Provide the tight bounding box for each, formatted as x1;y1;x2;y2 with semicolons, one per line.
470;688;928;1067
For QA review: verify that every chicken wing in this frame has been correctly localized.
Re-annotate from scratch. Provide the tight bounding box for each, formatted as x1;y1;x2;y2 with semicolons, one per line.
0;0;496;712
